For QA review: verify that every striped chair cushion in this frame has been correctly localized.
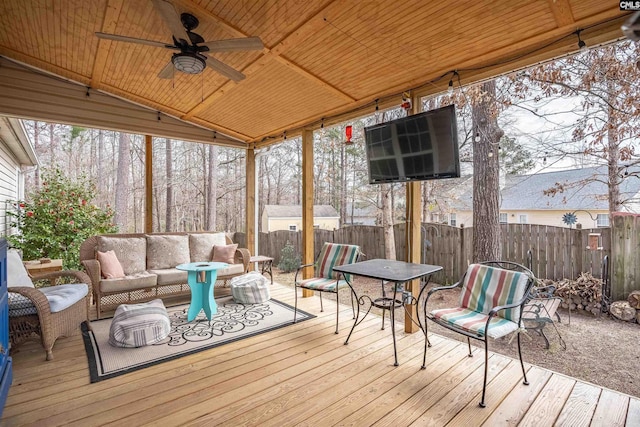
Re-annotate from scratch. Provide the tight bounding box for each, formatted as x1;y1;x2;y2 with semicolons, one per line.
298;277;348;292
459;264;529;322
316;243;360;281
430;307;519;339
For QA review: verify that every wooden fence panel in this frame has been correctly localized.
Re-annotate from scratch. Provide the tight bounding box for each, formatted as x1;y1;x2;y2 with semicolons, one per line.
237;223;610;284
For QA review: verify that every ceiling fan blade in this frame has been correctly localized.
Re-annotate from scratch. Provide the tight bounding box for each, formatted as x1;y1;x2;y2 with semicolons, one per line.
201;37;264;52
157;61;174;79
151;0;190;44
95;32;175;49
204;55;245;81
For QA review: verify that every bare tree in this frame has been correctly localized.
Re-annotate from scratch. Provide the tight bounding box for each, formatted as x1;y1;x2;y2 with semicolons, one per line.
114;132;130;231
165;138;173;232
471;81;502;261
206;144;218;230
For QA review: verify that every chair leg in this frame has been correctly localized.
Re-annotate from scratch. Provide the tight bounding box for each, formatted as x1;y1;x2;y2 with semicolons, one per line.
319;292;324;312
293;286;298;324
381;309;385;330
517;332;529;386
335;290;339;334
479;337;488;407
467;337;473;357
350;291;355;319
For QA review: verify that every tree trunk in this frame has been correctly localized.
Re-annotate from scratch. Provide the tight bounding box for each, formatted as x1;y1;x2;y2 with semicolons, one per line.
206;144;218;230
471;81;502;262
33;122;40;189
606;78;622;213
422;181;433;222
114;132;130;231
165;138;173;232
381;183;396;260
97;129;104;201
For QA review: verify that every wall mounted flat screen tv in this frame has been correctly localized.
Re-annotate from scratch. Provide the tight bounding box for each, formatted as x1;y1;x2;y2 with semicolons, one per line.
364;105;460;184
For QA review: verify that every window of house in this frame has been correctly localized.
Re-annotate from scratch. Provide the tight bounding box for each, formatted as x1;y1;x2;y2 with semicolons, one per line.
430;213;439;223
596;214;609;227
519;214;528;224
450;213;457;227
499;213;508;223
288;225;297;231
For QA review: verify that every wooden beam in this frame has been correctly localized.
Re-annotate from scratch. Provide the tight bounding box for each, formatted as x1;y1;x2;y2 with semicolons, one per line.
90;0;124;88
404;93;421;333
547;0;575;28
145;134;153;233
245;147;256;257
301;128;314;297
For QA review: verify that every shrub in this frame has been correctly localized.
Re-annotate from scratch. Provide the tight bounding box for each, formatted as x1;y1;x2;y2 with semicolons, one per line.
7;169;118;269
277;241;301;273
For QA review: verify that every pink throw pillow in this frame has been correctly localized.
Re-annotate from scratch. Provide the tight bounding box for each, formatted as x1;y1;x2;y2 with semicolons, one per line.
211;244;238;264
97;250;125;279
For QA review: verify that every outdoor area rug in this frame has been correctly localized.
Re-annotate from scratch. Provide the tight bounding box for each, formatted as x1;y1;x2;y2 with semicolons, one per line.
81;297;315;382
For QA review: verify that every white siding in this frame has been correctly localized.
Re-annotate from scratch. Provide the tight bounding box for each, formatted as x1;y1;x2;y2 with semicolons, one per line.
0;143;20;236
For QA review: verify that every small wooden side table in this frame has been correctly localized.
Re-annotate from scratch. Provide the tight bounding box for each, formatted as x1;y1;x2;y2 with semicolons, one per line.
249;255;274;284
24;259;63;286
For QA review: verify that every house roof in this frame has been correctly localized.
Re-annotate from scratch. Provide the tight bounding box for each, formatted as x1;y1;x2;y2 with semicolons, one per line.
0;116;37;166
0;1;629;147
446;165;640;211
264;204;339;218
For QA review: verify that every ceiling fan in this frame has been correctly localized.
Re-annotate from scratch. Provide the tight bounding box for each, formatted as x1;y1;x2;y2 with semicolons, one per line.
95;0;263;81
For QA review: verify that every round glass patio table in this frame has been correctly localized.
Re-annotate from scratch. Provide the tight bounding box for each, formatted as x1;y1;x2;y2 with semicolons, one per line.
176;262;228;321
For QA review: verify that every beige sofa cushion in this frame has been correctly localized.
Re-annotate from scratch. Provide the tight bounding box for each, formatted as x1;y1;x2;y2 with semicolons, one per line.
189;233;227;262
100;272;157;293
217;263;244;278
148;268;188;286
146;234;190;270
98;237;147;275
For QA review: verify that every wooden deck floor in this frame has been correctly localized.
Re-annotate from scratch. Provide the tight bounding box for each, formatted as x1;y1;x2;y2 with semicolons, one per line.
3;283;640;427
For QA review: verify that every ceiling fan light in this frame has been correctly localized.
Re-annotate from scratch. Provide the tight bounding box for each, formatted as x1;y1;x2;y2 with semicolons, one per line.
172;53;205;74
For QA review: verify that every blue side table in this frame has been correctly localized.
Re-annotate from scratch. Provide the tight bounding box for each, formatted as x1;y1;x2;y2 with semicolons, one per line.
176;262;228;321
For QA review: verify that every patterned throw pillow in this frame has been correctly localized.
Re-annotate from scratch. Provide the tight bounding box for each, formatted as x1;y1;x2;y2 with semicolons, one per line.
211;244;238;264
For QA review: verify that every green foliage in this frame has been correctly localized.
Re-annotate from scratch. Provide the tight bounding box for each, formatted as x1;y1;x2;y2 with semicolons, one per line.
277;241;301;273
7;169;118;269
499;136;535;175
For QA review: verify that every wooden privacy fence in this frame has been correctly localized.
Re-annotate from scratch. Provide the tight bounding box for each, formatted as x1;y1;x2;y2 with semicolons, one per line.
234;223;610;284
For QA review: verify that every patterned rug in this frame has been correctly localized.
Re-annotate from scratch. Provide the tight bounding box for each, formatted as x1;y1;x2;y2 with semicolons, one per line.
82;297;314;382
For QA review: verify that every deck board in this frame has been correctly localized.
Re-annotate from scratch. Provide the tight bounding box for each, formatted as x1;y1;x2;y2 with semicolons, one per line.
2;283;637;427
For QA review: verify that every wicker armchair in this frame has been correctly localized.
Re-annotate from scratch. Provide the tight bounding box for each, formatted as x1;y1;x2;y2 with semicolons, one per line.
8;252;90;361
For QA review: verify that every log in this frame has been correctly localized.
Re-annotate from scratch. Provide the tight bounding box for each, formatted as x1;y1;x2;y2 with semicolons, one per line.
610;301;637;322
628;290;640;309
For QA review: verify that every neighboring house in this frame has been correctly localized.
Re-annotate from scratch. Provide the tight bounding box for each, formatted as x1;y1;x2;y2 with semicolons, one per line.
262;205;340;232
447;166;640;228
0;117;37;236
344;203;377;226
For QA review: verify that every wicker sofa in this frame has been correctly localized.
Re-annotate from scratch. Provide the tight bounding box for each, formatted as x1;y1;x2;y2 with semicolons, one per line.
79;232;250;319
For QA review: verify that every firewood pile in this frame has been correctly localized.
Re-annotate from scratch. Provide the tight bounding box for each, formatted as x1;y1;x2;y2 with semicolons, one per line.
544;273;604;316
542;273;640;323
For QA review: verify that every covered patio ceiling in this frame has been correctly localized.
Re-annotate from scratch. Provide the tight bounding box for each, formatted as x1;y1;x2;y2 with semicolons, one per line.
0;0;631;148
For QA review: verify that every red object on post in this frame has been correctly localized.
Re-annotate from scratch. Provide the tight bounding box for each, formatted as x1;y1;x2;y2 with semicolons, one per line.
345;125;353;144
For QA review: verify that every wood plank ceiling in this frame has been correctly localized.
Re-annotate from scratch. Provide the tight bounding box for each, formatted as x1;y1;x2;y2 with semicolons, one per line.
0;0;631;148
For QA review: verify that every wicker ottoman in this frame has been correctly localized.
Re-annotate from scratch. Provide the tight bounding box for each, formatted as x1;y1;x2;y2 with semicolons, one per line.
230;272;271;304
108;299;171;348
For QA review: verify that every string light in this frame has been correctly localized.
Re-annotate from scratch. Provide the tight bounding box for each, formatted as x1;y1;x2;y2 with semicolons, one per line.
448;70;459;94
576;29;587;51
